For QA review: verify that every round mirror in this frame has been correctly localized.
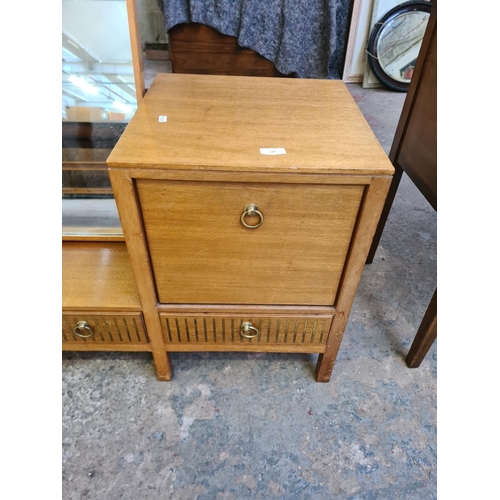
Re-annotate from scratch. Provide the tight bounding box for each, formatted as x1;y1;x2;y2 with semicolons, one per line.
367;1;432;92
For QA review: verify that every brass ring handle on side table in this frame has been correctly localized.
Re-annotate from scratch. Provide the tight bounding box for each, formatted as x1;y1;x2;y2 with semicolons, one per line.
241;204;264;229
240;322;259;339
72;320;94;338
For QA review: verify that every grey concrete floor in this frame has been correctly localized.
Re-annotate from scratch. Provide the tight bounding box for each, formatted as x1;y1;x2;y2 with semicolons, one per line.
62;83;437;499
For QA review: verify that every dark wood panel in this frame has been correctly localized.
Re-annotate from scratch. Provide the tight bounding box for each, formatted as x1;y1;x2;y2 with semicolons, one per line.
396;28;437;210
62;122;127;149
367;5;437;262
168;23;288;77
62;122;127;194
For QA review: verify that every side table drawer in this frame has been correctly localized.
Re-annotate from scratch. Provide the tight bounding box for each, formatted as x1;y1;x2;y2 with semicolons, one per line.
159;314;332;352
62;312;149;345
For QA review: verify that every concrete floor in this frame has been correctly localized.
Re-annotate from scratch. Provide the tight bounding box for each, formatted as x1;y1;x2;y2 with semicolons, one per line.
62;82;437;499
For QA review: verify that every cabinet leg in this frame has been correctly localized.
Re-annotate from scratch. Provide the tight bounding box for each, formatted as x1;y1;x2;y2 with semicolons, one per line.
366;165;403;263
315;353;334;382
151;350;173;381
406;289;437;368
315;315;345;382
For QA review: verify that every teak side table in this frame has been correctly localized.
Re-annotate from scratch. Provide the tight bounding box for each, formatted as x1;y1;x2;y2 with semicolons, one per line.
64;74;394;382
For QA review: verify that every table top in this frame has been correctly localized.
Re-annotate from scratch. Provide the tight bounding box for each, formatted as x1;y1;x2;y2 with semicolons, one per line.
107;74;394;176
62;242;141;311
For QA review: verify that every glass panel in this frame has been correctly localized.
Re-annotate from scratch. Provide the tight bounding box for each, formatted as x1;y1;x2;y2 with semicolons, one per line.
62;0;138;237
376;11;430;84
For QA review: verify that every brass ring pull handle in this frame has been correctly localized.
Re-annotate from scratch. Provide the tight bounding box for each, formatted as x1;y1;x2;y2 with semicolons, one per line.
240;322;259;339
72;321;93;338
241;204;264;229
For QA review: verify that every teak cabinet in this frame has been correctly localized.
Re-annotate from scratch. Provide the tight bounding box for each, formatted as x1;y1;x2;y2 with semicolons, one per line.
63;73;394;382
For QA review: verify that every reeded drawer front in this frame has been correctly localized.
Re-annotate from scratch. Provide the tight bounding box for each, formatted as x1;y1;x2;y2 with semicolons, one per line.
62;313;148;344
159;314;332;351
137;179;364;306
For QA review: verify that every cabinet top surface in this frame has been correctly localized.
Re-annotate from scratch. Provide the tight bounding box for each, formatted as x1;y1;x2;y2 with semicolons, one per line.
62;242;141;311
107;74;394;175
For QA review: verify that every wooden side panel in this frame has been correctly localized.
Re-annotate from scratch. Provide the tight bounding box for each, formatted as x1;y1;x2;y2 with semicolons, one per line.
369;5;436;263
395;24;437;209
168;23;286;77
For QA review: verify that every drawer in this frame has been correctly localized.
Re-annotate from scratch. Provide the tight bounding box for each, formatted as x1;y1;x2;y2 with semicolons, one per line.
159;314;332;352
62;312;149;345
137;180;364;305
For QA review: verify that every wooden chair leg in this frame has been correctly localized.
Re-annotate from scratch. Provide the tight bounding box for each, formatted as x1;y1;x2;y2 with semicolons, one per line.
406;289;437;368
366;165;403;263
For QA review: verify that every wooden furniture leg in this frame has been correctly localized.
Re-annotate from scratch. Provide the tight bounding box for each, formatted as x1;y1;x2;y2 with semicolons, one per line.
406;289;437;368
109;169;173;380
315;312;348;382
366;163;403;263
316;177;392;381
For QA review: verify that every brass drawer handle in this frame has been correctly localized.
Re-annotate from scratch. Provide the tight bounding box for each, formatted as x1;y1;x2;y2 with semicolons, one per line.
241;203;263;229
240;322;259;338
72;321;93;338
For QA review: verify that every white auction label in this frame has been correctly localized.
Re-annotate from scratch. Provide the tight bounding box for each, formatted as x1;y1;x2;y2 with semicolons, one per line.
158;115;167;122
260;148;286;155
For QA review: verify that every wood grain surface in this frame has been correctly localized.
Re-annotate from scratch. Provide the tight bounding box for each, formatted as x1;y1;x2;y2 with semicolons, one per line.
62;242;141;311
62;312;148;345
137;179;365;305
159;314;332;351
125;0;145;101
157;304;334;315
109;169;173;380
107;73;394;175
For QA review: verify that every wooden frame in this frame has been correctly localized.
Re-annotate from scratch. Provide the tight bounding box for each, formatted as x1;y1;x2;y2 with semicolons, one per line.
126;0;146;103
343;0;375;83
62;227;125;242
108;169;173;380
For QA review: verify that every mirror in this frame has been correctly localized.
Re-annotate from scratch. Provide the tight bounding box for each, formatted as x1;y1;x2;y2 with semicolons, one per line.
62;0;143;239
366;1;432;92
